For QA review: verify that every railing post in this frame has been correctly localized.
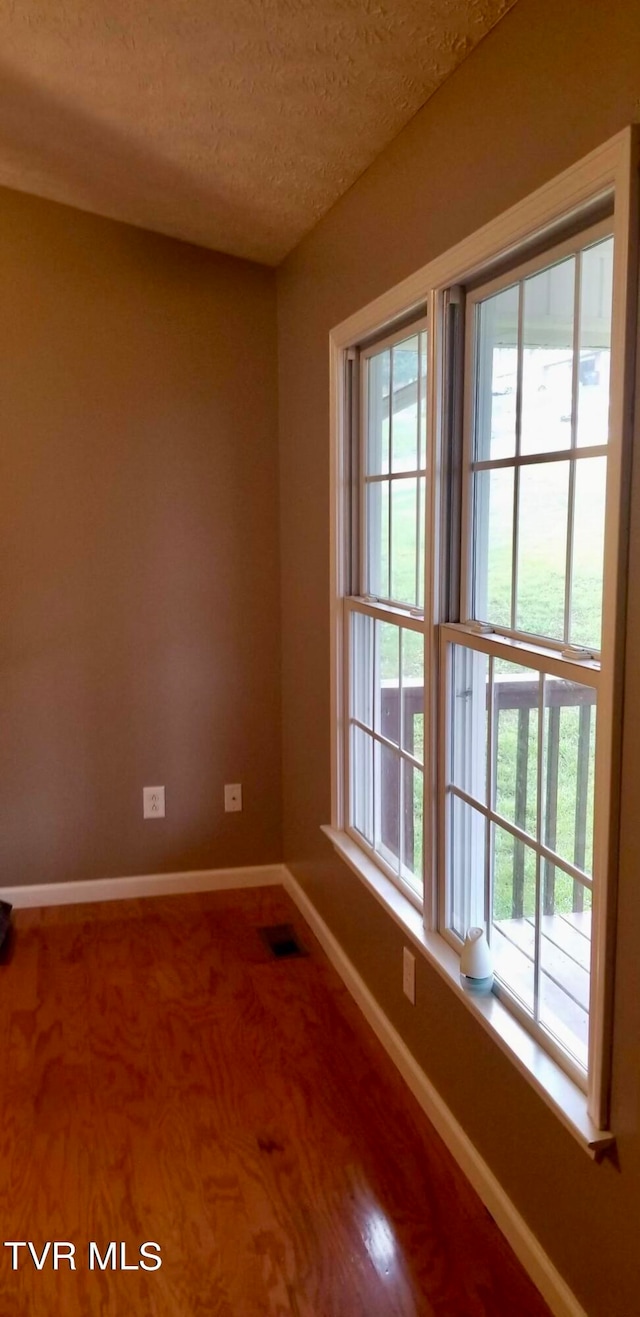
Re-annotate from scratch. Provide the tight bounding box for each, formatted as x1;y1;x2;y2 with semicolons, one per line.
573;701;592;912
544;704;561;916
513;707;529;918
403;690;416;869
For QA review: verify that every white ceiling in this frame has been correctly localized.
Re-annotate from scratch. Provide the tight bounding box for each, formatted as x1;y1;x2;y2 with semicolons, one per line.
0;0;516;265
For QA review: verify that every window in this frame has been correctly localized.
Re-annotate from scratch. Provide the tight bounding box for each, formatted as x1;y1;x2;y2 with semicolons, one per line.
329;130;638;1142
441;225;612;1087
345;325;427;906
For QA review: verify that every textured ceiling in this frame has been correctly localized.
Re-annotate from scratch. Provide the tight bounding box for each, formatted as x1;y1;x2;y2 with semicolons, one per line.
0;0;517;265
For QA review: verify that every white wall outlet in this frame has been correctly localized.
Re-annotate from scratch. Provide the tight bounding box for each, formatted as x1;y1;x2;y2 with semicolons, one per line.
224;783;242;813
403;947;416;1004
143;786;165;819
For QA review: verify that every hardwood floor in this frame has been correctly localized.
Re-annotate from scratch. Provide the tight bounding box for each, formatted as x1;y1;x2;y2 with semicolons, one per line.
0;887;551;1316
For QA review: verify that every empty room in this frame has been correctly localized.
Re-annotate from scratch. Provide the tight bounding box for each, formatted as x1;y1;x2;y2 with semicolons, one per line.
1;1;640;1314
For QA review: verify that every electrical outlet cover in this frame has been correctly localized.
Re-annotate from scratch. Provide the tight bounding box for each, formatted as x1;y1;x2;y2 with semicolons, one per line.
143;786;165;819
402;947;416;1004
224;783;242;813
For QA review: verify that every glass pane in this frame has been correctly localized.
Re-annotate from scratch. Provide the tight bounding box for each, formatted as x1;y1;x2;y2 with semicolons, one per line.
539;870;591;1069
419;331;427;468
390;477;418;605
450;645;488;805
366;480;389;598
473;466;513;627
516;460;569;639
417;475;425;610
402;763;424;897
577;236;613;448
491;826;536;1012
542;678;596;878
570;456;606;650
351;725;373;844
350;610;373;728
449;794;486;941
401;629;424;762
376;742;400;870
366;349;390;475
494;662;539;838
475;283;519;461
521;257;575;456
375;621;400;746
391;335;419;473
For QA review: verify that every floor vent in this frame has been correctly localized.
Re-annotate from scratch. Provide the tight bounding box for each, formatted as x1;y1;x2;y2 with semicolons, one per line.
0;901;13;964
259;924;308;959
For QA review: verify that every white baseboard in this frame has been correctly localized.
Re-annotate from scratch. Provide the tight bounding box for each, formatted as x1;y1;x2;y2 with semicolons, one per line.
282;865;587;1317
2;863;286;909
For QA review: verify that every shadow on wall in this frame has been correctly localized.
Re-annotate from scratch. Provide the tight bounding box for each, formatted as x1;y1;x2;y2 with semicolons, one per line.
0;57;282;263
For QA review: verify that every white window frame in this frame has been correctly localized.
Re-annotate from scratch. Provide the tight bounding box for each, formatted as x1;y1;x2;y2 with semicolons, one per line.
343;319;429;908
326;128;639;1152
440;219;615;1095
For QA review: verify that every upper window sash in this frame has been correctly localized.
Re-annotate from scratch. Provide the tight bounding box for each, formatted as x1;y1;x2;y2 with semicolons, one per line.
460;218;614;656
358;318;428;611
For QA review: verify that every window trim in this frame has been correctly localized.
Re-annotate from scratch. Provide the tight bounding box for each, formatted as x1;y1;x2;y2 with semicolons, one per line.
328;127;639;1144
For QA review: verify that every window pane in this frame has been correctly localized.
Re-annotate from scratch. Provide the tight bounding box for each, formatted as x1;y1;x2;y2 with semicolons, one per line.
402;763;424;897
521;257;575;456
419;331;427;467
366;480;389;598
449;794;486;941
401;629;424;762
491;826;537;1012
539;870;591;1069
475;283;519;461
366;349;390;475
350;610;373;728
473;466;514;627
542;678;596;878
494;663;539;839
391;336;419;473
571;456;606;650
351;725;373;845
375;621;400;745
450;645;488;804
417;475;425;609
376;741;400;870
390;476;418;605
516;460;569;639
577;237;613;448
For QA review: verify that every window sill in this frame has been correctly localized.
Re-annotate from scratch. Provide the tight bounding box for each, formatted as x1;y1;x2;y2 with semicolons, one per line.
322;825;615;1159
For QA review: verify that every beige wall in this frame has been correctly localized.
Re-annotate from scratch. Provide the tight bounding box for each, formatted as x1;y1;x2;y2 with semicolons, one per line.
0;188;281;885
278;1;640;1314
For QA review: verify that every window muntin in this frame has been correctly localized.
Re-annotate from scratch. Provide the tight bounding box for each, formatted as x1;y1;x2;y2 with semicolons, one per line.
467;228;614;652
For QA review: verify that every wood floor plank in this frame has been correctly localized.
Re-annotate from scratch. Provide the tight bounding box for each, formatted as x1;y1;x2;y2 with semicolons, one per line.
0;887;552;1316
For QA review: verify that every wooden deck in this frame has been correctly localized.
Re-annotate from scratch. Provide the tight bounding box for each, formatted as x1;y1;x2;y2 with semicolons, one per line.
492;910;591;1067
0;887;552;1316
